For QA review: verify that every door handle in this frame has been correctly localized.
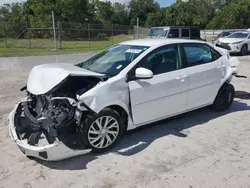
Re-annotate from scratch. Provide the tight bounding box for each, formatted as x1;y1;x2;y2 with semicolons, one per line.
176;75;188;80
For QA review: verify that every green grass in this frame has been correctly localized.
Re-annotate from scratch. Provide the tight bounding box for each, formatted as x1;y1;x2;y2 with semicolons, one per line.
0;35;134;57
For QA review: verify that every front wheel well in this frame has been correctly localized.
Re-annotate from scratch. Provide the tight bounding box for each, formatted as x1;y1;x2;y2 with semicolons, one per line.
105;105;128;131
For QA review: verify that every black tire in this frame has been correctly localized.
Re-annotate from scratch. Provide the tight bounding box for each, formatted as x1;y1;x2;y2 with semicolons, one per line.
211;83;235;111
77;108;125;153
240;44;248;56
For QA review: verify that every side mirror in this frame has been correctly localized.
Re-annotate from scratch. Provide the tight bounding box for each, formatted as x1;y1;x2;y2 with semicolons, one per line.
135;67;153;79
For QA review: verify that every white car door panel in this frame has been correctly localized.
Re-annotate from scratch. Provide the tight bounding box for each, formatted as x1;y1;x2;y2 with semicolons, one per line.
183;44;223;110
186;62;221;109
129;69;188;125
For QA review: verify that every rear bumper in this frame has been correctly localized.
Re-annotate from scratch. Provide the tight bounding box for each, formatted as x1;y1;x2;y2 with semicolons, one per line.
9;102;91;161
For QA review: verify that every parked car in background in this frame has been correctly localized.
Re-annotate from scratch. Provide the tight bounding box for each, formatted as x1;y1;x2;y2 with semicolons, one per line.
212;30;246;43
215;31;250;55
10;39;242;161
148;26;205;41
212;31;234;42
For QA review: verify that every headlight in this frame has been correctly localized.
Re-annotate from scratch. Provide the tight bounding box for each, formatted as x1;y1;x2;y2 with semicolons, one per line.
232;41;243;44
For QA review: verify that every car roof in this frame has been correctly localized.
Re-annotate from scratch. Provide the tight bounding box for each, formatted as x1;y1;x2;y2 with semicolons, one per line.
120;39;204;47
150;27;169;29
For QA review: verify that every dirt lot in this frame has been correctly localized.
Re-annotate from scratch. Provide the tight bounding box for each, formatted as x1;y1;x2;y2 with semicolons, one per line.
0;53;250;188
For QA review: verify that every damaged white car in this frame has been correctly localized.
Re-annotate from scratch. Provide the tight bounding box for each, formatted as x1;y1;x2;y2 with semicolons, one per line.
9;39;244;161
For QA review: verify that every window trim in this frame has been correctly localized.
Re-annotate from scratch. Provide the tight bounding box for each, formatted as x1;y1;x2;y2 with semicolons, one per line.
180;43;222;68
126;44;183;81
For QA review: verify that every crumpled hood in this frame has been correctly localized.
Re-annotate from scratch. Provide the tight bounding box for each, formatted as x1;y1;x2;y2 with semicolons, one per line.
27;63;105;95
218;38;245;44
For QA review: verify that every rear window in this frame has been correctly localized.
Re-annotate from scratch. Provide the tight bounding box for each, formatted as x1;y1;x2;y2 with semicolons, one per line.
190;27;200;38
182;29;190;37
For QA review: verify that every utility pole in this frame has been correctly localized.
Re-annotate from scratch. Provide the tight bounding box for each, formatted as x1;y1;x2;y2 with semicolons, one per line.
52;11;57;50
1;20;7;47
137;17;139;39
26;21;31;48
57;20;62;49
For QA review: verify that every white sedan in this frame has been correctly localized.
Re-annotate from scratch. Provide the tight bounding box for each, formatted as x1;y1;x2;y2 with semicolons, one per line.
216;31;250;55
9;39;243;161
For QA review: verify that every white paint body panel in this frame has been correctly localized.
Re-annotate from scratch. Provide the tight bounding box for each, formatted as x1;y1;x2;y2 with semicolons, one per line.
129;69;188;125
186;59;222;109
27;63;104;95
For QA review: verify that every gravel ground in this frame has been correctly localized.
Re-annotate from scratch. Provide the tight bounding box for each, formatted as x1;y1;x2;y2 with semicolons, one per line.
0;53;250;188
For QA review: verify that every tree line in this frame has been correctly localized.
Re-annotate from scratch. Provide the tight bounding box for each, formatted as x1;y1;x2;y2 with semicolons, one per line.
0;0;250;37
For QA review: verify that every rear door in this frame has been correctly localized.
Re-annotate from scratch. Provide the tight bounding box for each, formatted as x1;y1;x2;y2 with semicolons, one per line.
128;44;188;125
182;43;223;110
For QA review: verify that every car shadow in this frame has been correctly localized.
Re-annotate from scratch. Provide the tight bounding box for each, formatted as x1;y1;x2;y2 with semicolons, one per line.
230;52;250;56
35;100;250;170
235;90;250;99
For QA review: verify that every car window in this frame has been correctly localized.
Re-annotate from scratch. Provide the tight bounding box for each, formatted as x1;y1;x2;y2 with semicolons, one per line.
169;29;179;38
227;32;248;38
190;27;200;38
148;28;168;37
222;31;231;36
210;47;222;60
138;45;181;75
248;35;250;39
183;44;213;67
182;29;190;37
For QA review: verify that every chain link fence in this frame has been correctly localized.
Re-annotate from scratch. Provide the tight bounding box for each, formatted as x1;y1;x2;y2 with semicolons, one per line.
1;17;247;51
0;20;140;50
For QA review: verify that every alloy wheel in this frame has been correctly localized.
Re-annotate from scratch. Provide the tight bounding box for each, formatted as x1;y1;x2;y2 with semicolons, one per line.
88;116;119;149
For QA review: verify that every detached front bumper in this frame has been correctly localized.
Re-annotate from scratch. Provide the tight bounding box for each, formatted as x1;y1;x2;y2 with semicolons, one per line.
9;102;91;161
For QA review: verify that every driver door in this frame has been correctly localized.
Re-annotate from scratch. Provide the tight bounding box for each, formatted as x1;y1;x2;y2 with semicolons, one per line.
128;44;188;125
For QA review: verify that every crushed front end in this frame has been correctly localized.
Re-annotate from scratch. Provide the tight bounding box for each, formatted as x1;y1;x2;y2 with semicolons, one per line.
9;73;102;161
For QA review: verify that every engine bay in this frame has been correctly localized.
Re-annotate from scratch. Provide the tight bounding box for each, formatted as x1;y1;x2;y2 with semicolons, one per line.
15;76;101;150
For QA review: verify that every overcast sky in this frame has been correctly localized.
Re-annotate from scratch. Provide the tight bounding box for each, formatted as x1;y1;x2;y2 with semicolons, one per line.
0;0;176;7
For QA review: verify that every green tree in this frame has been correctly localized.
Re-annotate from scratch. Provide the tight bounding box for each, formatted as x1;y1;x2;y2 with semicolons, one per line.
91;0;113;25
111;3;129;25
129;0;160;26
0;3;26;37
206;0;250;29
145;8;167;27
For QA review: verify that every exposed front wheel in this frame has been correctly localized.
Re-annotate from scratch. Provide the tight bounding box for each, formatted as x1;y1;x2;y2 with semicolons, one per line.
211;83;235;111
78;108;124;153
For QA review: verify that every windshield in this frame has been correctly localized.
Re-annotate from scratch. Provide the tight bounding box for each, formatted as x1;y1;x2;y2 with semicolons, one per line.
76;44;149;76
227;32;249;38
148;28;168;36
